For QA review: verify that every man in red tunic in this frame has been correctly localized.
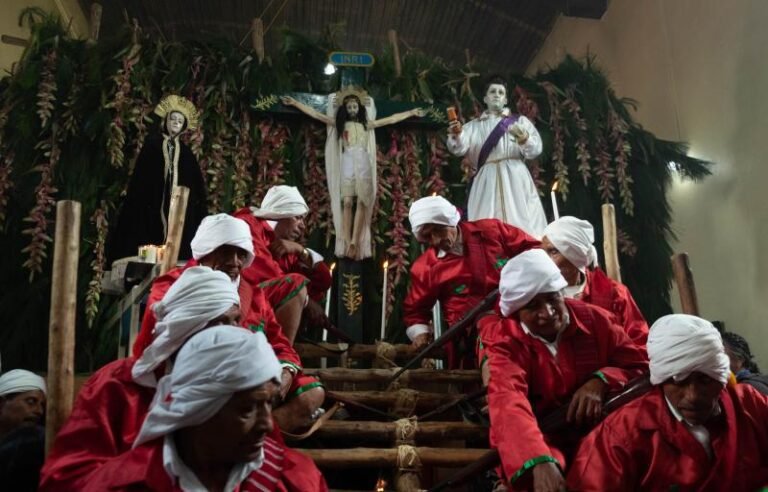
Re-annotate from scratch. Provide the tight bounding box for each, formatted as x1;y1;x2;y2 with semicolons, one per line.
542;216;648;345
40;266;241;491
233;185;333;343
132;214;325;432
567;314;768;491
402;195;540;370
82;326;326;492
480;249;648;491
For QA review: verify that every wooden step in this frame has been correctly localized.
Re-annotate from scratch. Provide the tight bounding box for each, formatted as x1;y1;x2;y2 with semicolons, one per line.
295;342;446;360
311;420;487;442
297;447;489;468
305;367;479;384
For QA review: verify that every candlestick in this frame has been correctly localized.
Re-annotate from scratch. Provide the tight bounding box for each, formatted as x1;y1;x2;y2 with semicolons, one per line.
432;301;443;370
550;181;560;221
321;262;336;369
380;259;389;340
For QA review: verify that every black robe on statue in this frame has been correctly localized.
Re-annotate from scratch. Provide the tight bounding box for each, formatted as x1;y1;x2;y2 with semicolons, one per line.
106;132;207;265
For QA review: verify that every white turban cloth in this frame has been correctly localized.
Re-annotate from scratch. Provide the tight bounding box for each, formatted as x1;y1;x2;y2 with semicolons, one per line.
250;185;308;219
132;266;240;387
134;326;281;447
543;216;598;273
648;314;730;385
190;214;255;268
0;369;47;397
408;196;461;239
499;249;568;317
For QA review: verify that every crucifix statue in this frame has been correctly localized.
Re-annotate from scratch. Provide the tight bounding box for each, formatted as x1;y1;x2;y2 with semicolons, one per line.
281;88;424;260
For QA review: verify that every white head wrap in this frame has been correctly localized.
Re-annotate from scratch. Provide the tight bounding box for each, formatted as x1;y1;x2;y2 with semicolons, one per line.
250;185;308;219
408;196;461;240
543;216;599;273
0;369;47;397
134;326;281;447
132;266;240;387
499;249;568;317
648;314;730;385
190;214;255;268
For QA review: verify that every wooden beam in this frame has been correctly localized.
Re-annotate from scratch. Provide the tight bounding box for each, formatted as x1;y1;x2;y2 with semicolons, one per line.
46;200;81;451
601;203;621;282
160;186;189;275
1;35;29;47
88;3;102;43
311;421;487;442
388;29;402;77
297;447;488;468
327;390;458;411
252;18;265;63
295;342;445;360
305;367;479;384
671;253;700;315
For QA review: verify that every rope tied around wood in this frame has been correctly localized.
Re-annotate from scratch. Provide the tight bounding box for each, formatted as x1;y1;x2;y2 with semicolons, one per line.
374;340;399;368
396;444;422;472
394;417;418;444
393;388;419;417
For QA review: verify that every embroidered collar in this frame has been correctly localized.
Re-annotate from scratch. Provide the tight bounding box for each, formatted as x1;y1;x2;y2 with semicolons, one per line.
478;107;511;121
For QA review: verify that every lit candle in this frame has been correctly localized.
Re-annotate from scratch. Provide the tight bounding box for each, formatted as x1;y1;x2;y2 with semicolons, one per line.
322;262;336;370
550;181;560;221
380;259;389;340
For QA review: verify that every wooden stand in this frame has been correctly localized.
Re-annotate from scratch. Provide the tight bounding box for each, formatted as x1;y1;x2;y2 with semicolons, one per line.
601;203;621;282
88;3;102;43
159;186;189;275
46;200;81;451
671;253;700;315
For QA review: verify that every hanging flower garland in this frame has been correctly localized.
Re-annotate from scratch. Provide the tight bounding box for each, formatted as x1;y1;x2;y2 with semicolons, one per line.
84;202;108;327
252;119;289;206
0;102;14;229
231;108;253;210
372;146;389;250
204;97;232;212
105;33;141;169
302;123;332;244
594;134;615;203
540;81;569;200
185;57;208;163
384;130;411;289
425;133;448;196
607;103;634;215
402;131;423;203
563;88;592;185
514;85;540;121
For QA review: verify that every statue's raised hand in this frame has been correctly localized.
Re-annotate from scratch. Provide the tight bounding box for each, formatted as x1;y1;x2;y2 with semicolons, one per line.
280;95;297;107
413;108;427;117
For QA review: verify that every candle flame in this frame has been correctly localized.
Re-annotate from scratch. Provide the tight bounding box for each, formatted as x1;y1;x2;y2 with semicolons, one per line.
431;191;437;196
329;262;336;272
551;181;559;192
375;478;386;491
382;259;389;269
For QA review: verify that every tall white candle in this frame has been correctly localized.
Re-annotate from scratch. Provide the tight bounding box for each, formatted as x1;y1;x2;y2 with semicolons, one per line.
550;181;560;221
380;260;389;340
321;262;336;369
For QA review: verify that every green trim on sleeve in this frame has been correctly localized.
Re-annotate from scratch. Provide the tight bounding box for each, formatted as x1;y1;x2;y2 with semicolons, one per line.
277;279;310;308
280;360;302;373
248;322;265;333
510;455;560;483
593;370;609;384
290;381;324;399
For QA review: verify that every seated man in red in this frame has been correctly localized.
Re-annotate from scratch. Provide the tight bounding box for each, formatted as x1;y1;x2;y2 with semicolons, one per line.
542;216;648;345
40;266;241;491
402;195;540;370
234;185;333;343
480;249;648;491
83;326;327;491
567;315;768;491
132;213;324;432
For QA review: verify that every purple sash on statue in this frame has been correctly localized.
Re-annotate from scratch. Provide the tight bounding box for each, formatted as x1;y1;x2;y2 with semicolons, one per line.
476;114;519;169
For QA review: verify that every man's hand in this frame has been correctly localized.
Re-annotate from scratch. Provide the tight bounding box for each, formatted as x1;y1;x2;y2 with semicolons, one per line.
412;332;433;350
448;120;463;135
269;238;304;258
280;368;294;400
508;124;529;145
304;299;332;331
567;377;607;426
532;462;566;492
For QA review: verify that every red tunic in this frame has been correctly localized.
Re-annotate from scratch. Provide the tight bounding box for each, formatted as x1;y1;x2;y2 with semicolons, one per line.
480;299;648;486
566;384;768;491
131;260;301;371
403;219;540;368
582;267;648;346
80;436;327;492
233;208;330;303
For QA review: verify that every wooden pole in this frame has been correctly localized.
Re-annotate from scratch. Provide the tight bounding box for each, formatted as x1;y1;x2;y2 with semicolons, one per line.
304;367;479;385
297;447;488;468
295;342;446;360
388;29;402;77
252;18;265;63
312;421;487;442
327;390;457;411
46;200;81;452
160;186;190;275
89;3;103;43
601;203;621;282
671;253;700;315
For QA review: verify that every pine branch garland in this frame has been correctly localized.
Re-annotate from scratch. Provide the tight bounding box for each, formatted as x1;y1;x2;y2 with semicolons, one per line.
85;202;108;327
563;88;592;185
302;124;332;243
231;108;253;210
106;43;141;168
36;50;57;129
425;134;448;196
541;82;569;199
0;151;13;229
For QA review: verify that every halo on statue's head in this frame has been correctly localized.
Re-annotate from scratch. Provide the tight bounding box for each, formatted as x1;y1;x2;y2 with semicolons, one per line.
334;85;368;108
154;95;200;131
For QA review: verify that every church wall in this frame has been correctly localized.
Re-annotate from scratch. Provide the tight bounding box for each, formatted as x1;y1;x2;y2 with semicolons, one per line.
0;0;87;74
528;0;768;367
